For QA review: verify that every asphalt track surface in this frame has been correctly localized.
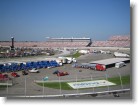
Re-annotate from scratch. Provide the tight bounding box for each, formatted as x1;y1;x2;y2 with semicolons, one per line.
0;49;131;98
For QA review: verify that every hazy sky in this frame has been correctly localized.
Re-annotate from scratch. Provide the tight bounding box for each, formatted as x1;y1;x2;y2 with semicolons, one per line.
0;0;130;41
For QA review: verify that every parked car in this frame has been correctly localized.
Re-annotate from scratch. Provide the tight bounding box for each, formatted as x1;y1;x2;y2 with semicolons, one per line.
42;76;48;81
0;73;11;80
53;70;59;74
57;71;69;76
11;72;20;77
29;68;39;73
22;71;28;75
3;74;8;78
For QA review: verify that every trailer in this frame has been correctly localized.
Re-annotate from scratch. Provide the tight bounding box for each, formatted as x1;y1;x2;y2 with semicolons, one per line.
114;52;130;58
45;58;63;66
90;58;130;69
81;63;96;70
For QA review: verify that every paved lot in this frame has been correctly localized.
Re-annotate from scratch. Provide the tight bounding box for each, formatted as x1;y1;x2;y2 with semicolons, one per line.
0;49;131;98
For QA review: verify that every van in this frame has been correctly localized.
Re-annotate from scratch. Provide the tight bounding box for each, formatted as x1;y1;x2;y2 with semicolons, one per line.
115;62;126;68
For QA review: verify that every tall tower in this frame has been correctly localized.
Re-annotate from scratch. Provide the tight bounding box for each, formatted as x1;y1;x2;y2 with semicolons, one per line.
11;37;14;50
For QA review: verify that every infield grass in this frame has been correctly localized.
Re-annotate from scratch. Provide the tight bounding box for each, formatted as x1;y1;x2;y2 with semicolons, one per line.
36;75;130;90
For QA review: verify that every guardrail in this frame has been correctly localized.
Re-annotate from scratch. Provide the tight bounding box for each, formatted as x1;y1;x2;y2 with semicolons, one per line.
14;88;130;98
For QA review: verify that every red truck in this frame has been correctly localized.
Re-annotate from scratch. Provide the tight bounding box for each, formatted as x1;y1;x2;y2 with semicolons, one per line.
95;64;106;71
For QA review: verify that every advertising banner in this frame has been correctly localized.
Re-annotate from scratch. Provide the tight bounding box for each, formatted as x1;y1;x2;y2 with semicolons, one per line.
68;80;116;89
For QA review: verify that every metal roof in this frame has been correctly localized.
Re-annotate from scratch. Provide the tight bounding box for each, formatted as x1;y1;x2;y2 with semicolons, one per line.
89;58;130;65
81;63;96;66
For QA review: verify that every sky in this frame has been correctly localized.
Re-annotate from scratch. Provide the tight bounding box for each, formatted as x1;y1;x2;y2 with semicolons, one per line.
0;0;130;41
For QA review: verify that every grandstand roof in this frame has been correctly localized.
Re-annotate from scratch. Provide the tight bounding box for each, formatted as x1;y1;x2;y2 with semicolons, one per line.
49;37;91;40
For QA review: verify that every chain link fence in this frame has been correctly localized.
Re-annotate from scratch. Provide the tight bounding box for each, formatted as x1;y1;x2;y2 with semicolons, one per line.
0;71;130;97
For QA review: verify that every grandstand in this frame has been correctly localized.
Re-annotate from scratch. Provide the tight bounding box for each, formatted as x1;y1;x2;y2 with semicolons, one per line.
0;36;130;48
91;35;130;47
0;37;92;47
109;36;130;41
45;37;92;47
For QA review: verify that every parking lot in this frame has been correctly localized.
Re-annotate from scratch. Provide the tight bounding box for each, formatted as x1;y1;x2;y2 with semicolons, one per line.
0;50;131;98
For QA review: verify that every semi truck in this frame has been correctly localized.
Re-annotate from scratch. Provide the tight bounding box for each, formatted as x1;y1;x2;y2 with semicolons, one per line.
95;64;106;71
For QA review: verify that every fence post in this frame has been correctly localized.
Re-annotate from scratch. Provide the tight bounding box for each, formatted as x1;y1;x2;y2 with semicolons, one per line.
43;77;44;96
118;72;123;89
59;76;62;95
90;70;94;93
105;72;110;91
7;79;8;95
24;75;26;97
76;70;79;95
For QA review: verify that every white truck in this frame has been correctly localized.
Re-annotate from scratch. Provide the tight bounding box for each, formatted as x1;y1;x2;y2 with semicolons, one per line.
115;62;126;68
64;57;77;63
58;57;68;64
100;50;111;54
78;50;89;54
59;57;77;64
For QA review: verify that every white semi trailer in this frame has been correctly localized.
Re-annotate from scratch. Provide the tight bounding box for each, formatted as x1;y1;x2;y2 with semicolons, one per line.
114;52;130;58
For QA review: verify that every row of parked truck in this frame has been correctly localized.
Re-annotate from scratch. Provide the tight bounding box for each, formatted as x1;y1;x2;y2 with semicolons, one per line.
0;60;60;73
73;63;106;71
73;61;126;71
0;56;77;73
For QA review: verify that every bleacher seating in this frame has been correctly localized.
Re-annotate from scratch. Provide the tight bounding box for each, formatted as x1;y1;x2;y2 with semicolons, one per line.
0;36;130;48
109;35;130;41
0;41;89;47
91;36;130;47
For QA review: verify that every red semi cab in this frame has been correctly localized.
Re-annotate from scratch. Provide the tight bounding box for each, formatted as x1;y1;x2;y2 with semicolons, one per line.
95;64;106;71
